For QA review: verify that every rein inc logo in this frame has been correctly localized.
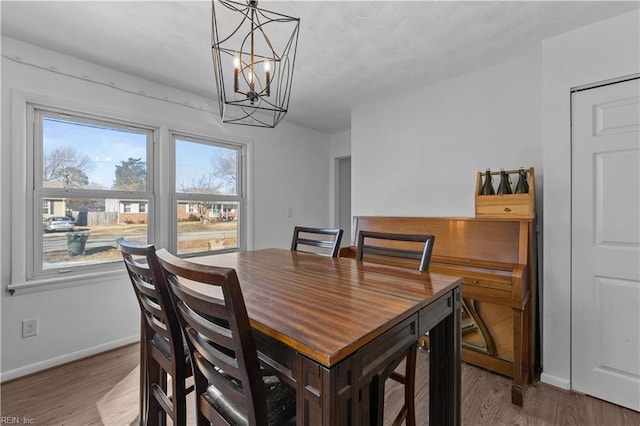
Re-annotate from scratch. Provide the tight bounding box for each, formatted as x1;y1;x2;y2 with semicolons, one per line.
0;418;34;424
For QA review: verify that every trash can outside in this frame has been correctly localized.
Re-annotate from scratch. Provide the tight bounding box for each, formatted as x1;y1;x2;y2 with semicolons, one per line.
67;232;89;256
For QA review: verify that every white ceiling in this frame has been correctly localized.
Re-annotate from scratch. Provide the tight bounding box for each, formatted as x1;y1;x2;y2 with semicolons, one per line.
2;1;638;134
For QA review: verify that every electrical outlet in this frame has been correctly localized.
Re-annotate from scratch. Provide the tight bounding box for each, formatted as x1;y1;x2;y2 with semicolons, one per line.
22;318;39;338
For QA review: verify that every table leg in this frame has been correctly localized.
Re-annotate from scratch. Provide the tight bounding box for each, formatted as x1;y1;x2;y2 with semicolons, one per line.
139;319;147;426
429;287;461;426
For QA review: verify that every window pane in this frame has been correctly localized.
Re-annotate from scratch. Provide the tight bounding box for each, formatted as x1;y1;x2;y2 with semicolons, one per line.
175;139;238;195
176;200;238;255
42;200;52;215
41;197;148;270
42;117;148;191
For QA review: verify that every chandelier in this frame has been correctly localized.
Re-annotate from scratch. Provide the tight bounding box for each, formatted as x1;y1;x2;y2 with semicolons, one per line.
211;0;300;128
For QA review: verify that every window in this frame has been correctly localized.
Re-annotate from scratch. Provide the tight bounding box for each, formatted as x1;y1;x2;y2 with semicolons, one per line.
42;199;53;215
173;134;243;256
32;107;153;277
17;102;248;288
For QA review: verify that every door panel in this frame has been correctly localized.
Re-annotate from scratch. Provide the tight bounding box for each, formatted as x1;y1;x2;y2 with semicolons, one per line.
597;151;639;245
571;78;640;411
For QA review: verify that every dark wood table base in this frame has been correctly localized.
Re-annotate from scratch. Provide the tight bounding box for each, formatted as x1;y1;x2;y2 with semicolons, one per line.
256;286;461;425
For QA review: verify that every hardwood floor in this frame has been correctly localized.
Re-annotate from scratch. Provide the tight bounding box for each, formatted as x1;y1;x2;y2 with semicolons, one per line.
1;343;639;425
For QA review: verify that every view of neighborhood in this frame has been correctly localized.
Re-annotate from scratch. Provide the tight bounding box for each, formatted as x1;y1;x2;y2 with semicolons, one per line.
39;116;240;271
42;219;238;269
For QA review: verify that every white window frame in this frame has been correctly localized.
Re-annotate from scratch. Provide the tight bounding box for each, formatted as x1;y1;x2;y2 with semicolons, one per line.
28;105;156;279
7;90;253;295
171;131;246;256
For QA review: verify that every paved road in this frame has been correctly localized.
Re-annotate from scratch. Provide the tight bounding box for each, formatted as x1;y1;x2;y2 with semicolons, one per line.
43;230;235;252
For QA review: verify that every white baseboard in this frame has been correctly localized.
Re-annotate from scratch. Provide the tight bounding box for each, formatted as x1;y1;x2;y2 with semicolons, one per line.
540;372;571;390
0;335;139;383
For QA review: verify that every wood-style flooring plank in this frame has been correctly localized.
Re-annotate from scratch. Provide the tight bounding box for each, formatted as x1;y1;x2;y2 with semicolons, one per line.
2;343;639;425
1;344;141;425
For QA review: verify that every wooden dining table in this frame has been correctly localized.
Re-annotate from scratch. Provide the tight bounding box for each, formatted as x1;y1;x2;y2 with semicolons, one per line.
192;248;462;425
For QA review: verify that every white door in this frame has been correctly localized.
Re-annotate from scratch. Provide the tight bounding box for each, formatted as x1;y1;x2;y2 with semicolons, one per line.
572;77;640;411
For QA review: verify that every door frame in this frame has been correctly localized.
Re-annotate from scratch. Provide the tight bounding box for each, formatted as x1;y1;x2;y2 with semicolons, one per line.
334;155;351;245
569;73;640;391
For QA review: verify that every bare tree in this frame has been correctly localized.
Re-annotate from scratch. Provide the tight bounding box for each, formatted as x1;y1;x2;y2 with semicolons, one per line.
178;175;222;223
43;147;93;188
177;150;237;223
211;151;237;194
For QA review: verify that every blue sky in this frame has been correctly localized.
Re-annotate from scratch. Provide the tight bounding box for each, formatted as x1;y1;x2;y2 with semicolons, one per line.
43;118;235;190
175;138;232;191
43;118;147;188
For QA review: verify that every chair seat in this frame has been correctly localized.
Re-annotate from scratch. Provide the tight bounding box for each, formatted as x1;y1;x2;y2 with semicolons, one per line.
204;375;296;426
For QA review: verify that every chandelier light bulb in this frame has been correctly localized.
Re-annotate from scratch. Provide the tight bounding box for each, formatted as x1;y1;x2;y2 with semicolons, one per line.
264;60;271;96
233;54;240;92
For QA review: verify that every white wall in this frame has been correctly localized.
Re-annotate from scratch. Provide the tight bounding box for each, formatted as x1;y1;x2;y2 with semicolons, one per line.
330;131;351;160
351;49;543;218
252;127;332;250
541;10;640;390
350;9;640;392
1;37;331;380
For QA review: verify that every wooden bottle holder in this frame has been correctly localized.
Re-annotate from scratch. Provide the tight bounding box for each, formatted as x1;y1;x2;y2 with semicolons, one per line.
475;167;535;219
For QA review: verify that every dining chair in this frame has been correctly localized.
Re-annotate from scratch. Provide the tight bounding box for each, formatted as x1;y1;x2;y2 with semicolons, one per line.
117;237;194;425
356;230;435;272
356;230;436;426
155;249;297;426
290;226;343;257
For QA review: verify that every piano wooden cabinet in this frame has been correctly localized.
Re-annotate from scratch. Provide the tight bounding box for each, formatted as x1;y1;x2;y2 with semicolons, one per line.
339;216;537;406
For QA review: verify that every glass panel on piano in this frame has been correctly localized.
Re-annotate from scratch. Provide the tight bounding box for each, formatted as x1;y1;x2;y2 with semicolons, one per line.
461;298;514;362
461;298;496;355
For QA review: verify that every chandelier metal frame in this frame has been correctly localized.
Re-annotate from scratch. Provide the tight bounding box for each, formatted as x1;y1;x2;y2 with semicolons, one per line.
211;0;300;128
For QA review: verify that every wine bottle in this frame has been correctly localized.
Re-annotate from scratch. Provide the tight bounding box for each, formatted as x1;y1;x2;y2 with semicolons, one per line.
514;167;529;194
496;169;512;194
480;169;495;195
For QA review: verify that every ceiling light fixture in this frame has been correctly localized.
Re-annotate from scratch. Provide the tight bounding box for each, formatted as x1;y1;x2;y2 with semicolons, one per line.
211;0;300;128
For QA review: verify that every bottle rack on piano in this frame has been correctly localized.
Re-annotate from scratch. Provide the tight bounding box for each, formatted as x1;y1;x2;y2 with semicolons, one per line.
475;167;535;219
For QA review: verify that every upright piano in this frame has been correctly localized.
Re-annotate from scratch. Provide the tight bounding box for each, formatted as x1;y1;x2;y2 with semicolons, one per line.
339;216;537;406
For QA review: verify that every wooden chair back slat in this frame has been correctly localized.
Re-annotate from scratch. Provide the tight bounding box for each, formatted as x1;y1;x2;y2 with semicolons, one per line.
291;226;343;257
356;230;436;272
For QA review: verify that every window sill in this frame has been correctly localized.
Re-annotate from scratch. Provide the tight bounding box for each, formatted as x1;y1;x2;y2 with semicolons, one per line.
6;267;129;296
